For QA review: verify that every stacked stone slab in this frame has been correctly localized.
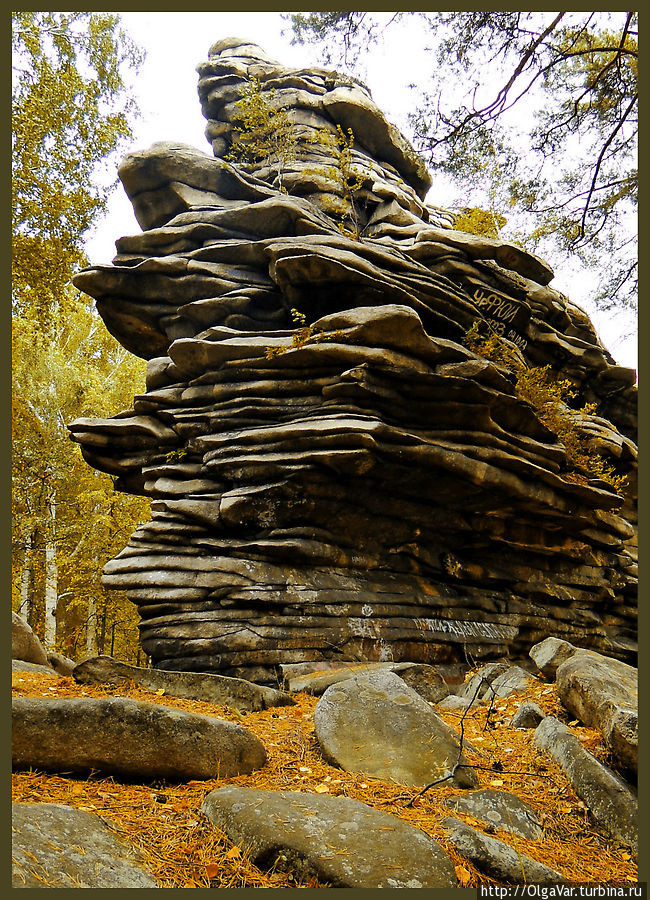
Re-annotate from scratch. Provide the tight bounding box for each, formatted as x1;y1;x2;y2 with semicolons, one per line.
69;38;637;681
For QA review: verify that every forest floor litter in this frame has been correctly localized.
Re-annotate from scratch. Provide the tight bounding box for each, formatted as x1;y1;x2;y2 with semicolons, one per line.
11;668;637;888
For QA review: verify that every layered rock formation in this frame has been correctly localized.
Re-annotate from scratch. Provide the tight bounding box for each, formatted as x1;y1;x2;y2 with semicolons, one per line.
69;38;637;681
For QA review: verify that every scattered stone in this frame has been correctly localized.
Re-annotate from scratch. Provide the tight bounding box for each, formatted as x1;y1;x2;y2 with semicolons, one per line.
313;671;478;788
398;663;451;703
285;660;449;702
12;612;49;667
555;650;638;774
489;666;536;699
529;637;579;679
533;716;637;848
511;701;545;729
73;655;294;711
12;696;266;781
12;659;59;677
446;789;543;840
437;694;474;713
455;662;512;704
47;651;76;676
12;802;158;888
441;816;564;883
202;785;458;888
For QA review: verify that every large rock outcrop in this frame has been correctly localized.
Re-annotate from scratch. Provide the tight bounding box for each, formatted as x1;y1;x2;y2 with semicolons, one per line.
69;38;637;682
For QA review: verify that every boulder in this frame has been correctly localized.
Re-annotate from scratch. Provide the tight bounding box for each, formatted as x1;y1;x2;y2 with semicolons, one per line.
441;816;564;883
47;651;76;676
529;637;578;679
488;665;536;699
12;802;158;888
446;789;543;840
284;660;449;702
12;659;59;677
455;662;512;704
533;716;637;848
313;671;478;788
398;663;452;703
12;695;266;780
511;701;545;729
202;785;458;888
437;694;474;713
12;612;49;667
73;655;294;711
554;649;637;774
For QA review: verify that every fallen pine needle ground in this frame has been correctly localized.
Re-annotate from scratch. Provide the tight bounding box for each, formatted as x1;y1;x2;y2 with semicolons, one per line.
11;669;638;888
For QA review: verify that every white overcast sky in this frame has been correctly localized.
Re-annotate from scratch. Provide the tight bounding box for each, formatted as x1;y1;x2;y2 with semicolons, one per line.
84;11;637;371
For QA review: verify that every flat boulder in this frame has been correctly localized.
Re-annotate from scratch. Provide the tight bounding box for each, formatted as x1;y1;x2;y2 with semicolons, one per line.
455;661;512;702
12;659;58;677
511;701;545;729
202;785;458;888
489;665;536;699
285;660;449;702
441;816;563;883
73;655;294;711
12;802;158;888
313;671;478;788
12;696;266;781
437;694;474;713
12;612;49;667
529;637;579;679
555;650;638;773
446;789;543;840
533;716;637;849
47;651;76;676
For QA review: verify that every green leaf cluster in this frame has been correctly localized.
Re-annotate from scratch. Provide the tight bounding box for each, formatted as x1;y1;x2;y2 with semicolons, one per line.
452;208;507;240
225;77;298;193
266;308;347;359
463;322;627;494
12;12;143;327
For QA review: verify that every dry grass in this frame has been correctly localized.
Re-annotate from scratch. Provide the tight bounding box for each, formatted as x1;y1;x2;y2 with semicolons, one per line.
11;669;638;888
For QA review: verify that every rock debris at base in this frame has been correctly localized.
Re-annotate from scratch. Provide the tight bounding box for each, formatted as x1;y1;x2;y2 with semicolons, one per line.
12;802;158;888
201;785;459;888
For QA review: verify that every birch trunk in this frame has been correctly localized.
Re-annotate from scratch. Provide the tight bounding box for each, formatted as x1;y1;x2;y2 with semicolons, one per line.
86;592;97;657
20;529;32;621
44;494;58;648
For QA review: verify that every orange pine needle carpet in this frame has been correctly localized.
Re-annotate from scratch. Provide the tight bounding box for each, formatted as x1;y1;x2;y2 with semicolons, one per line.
11;669;637;888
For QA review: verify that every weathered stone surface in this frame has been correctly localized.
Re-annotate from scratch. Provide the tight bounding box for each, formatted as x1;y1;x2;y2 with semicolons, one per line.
202;785;458;888
284;659;449;701
437;694;474;713
533;716;637;848
12;696;266;780
441;816;563;883
555;650;638;773
511;701;545;729
456;661;512;703
12;659;59;677
489;665;536;699
12;802;158;888
12;612;49;667
313;671;478;788
73;655;294;710
68;38;637;681
446;789;543;840
529;636;579;679
47;651;76;676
